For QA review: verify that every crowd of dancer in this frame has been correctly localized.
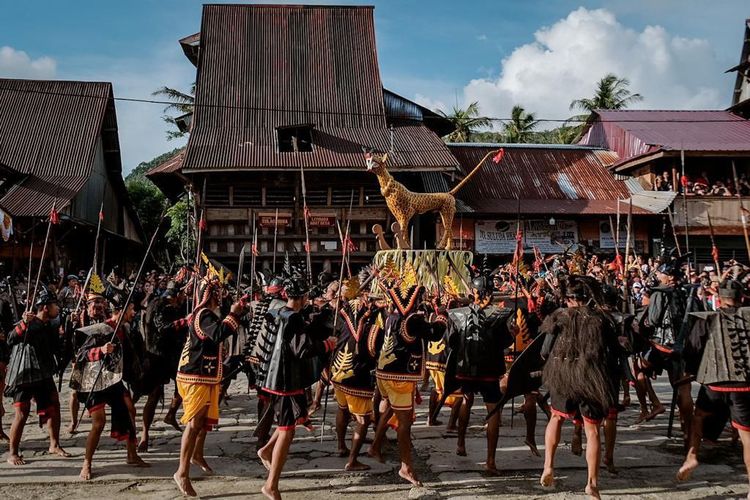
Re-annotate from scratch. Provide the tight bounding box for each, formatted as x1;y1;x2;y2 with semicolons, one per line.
0;245;748;500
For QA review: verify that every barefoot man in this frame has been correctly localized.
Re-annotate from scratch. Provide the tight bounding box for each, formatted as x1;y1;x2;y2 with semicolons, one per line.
255;273;337;499
677;278;750;497
330;278;383;470
73;288;148;479
538;276;621;500
446;273;514;474
368;276;447;487
5;287;70;465
173;277;243;497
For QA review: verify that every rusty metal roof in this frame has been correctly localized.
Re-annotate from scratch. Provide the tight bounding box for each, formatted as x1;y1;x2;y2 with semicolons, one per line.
580;110;750;160
0;79;113;216
182;4;457;173
147;148;185;176
448;143;647;215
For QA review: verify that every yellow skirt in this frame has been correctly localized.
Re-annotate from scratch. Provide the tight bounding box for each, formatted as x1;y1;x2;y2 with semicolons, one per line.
177;380;220;430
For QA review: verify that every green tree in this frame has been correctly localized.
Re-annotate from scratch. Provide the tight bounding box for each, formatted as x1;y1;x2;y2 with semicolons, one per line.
569;73;643;122
438;101;492;142
152;84;195;140
501;105;539;143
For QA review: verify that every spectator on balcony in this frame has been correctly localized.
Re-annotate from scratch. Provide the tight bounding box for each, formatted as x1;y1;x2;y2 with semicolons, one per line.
709;180;732;197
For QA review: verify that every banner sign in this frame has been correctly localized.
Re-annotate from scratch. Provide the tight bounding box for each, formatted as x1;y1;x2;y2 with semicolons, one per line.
475;219;578;254
598;220;627;249
258;212;291;228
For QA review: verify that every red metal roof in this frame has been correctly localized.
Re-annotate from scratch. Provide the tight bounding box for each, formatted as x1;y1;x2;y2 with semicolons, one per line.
448;144;647;215
580;110;750;160
182;4;457;173
0;79;112;216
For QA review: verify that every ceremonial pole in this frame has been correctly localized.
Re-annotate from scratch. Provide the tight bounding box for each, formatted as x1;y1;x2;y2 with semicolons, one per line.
731;160;750;264
511;196;522;429
680;150;690;263
666;206;682;257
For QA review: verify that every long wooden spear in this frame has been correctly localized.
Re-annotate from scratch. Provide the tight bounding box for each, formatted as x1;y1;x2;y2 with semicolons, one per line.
29;200;58;312
623;198;633;313
300;165;313;286
707;212;720;273
731;160;750;264
666;205;682;257
272;208;279;273
320;190;355;442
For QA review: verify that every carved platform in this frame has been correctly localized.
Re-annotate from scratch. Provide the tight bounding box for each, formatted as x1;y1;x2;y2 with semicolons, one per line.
371;249;474;295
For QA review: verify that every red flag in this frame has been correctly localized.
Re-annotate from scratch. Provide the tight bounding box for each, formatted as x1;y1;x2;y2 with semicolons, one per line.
49;206;59;225
98;210;104;221
532;245;543;273
344;236;356;254
251;243;259;257
681;175;689;188
711;244;720;264
303;204;311;221
304;241;310;253
492;148;505;164
198;216;207;231
613;253;624;274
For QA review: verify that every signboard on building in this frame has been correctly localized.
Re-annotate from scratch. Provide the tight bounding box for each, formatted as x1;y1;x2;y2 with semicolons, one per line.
257;212;292;228
475;219;578;254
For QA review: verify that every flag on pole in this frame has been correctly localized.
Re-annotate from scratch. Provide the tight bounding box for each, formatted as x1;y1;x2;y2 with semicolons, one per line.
492;148;505;164
199;215;207;231
251;243;259;257
344;236;356;254
49;205;60;225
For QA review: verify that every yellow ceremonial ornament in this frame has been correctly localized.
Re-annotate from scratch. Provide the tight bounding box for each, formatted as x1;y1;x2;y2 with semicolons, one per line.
377;329;396;370
399;260;418;294
201;252;232;285
427;339;446;356
89;274;105;295
330;344;355;383
514;308;532;353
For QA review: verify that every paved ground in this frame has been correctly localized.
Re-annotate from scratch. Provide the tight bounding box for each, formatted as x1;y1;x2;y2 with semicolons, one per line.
0;374;746;499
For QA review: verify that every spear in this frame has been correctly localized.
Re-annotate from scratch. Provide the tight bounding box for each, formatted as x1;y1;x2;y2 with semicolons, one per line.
666;206;682;257
707;213;720;273
25;221;36;309
29;200;58;312
623;198;633;313
731;160;750;264
272;208;279;274
680;150;691;262
74;208;168;432
320;190;354;442
300;165;313;286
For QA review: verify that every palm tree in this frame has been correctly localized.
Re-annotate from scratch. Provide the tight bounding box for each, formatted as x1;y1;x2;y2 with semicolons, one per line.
501;105;539;143
152;83;195;140
438;102;492;142
569;73;643;122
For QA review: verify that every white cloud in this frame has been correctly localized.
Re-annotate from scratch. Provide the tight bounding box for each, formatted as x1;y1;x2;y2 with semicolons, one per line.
0;46;56;79
413;93;449;114
462;7;728;127
64;43;193;173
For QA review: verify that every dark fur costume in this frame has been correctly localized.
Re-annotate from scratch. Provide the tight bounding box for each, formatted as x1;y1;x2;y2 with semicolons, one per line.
541;305;620;412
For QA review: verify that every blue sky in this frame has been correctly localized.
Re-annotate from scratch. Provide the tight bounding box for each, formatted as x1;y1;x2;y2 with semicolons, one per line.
1;1;748;172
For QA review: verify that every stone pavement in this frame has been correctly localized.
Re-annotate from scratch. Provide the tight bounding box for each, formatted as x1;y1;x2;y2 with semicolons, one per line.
0;374;746;499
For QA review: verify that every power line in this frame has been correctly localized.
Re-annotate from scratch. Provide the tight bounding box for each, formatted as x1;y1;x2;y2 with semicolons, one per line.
0;84;745;125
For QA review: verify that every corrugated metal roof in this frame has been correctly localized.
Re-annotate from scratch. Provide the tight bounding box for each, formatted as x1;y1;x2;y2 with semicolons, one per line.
183;4;457;172
448;144;649;215
0;79;112;216
147;148;185;175
623;177;677;213
580;110;750;158
0;79;110;177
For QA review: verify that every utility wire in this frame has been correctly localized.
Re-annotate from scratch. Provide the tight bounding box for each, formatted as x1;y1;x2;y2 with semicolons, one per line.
0;85;745;125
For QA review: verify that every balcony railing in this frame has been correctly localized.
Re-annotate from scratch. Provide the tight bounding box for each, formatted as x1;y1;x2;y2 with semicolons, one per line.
671;196;746;227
